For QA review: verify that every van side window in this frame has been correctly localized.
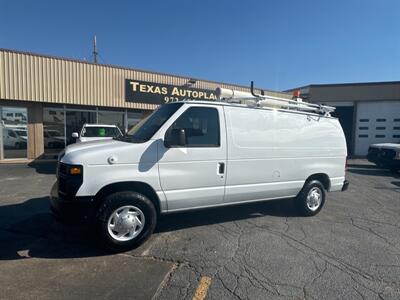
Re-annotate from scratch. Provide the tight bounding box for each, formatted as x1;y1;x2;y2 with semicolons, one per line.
167;107;220;147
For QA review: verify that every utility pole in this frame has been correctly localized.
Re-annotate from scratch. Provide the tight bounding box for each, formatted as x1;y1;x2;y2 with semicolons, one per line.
93;35;98;63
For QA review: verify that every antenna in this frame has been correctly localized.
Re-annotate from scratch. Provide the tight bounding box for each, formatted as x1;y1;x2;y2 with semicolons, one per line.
93;35;98;63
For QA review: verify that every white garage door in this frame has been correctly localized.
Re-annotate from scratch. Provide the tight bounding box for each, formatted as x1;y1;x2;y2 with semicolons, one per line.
355;101;400;155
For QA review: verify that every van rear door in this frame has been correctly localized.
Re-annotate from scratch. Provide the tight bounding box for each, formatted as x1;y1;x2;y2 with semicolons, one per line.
157;105;227;211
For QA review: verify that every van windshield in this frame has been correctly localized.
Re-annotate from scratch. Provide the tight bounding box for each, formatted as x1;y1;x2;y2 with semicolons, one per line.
119;103;183;143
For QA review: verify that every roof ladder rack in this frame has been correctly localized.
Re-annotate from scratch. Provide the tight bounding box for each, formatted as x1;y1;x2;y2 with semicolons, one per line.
216;81;335;116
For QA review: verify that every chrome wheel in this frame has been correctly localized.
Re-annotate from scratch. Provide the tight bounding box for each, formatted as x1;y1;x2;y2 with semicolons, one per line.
306;187;322;211
107;205;145;242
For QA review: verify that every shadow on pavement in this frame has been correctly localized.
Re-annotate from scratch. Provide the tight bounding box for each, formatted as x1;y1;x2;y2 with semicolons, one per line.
27;161;57;175
346;168;399;177
156;198;299;233
0;196;298;260
346;163;378;169
0;196;106;261
391;181;400;188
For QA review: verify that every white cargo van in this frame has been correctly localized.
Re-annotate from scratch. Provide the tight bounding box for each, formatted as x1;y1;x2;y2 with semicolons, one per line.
50;85;348;251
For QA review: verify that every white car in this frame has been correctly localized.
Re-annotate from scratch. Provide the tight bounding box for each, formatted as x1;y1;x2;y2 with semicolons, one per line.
51;87;348;251
72;124;123;143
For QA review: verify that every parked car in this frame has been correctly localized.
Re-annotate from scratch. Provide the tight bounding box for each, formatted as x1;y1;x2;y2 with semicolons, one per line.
72;124;123;143
367;142;400;172
51;95;348;251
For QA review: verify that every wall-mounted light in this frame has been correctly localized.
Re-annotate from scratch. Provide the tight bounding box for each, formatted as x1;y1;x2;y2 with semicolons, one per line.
186;79;196;86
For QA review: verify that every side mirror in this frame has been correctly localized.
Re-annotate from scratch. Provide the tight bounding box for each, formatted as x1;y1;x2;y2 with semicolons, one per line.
164;128;186;148
72;132;79;138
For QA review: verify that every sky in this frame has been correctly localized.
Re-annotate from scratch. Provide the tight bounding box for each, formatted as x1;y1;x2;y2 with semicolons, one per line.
0;0;399;91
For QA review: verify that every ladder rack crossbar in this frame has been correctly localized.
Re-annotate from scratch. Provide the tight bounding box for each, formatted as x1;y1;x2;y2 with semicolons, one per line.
219;96;335;115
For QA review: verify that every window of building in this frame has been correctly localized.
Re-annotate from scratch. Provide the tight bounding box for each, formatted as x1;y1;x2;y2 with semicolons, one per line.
359;119;369;122
43;108;65;154
358;127;368;130
376;127;386;130
376;118;386;122
98;111;125;133
375;135;385;138
0;106;28;159
127;111;144;131
358;134;368;138
66;110;97;145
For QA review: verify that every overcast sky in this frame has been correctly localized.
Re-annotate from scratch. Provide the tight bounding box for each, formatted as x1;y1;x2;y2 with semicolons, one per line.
1;0;399;91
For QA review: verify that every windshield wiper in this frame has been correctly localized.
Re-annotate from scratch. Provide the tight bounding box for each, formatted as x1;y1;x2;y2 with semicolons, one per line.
113;135;147;143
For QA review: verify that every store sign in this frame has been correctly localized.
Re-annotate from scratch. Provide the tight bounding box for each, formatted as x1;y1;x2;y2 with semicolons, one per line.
125;79;217;104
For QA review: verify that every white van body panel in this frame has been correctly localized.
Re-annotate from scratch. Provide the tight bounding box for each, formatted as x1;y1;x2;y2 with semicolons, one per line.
224;106;347;202
155;104;227;211
61;139;167;210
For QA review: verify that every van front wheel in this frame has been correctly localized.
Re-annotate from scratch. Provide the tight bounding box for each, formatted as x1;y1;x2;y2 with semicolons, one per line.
97;191;157;252
296;180;326;216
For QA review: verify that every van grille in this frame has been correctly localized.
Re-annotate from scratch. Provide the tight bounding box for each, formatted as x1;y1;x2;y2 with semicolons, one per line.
57;162;83;200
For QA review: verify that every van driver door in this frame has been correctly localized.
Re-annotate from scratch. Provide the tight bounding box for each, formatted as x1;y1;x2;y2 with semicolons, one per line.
157;105;227;211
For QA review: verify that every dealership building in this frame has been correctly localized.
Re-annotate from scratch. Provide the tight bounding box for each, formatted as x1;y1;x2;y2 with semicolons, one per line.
0;48;289;161
1;48;399;161
290;83;400;156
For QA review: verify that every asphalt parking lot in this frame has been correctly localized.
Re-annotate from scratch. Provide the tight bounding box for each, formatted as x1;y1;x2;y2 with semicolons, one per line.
0;160;399;299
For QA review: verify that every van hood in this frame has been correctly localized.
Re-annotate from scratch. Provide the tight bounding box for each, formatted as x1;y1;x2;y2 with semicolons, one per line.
61;139;158;165
369;143;400;151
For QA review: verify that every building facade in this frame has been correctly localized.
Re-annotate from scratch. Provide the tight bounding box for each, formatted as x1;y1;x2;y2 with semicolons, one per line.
290;82;400;156
0;48;289;161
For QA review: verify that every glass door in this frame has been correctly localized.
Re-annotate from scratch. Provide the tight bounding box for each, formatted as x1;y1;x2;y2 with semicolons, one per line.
0;107;28;159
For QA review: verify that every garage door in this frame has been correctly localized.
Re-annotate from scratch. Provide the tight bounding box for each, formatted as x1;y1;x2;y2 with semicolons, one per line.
355;101;400;156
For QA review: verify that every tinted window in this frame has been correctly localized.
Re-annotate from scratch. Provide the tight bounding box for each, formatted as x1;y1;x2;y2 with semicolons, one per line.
168;107;220;147
82;126;121;137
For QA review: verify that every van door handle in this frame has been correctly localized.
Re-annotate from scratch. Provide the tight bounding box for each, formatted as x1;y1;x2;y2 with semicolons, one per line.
218;162;225;175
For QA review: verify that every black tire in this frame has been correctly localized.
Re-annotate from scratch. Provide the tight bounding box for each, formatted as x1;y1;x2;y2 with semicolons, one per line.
295;180;326;216
97;191;157;252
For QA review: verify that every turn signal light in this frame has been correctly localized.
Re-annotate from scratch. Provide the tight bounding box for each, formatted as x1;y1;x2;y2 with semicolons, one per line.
69;166;82;175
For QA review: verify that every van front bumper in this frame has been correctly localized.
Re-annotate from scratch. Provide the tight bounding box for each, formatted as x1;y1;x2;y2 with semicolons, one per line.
50;181;95;224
